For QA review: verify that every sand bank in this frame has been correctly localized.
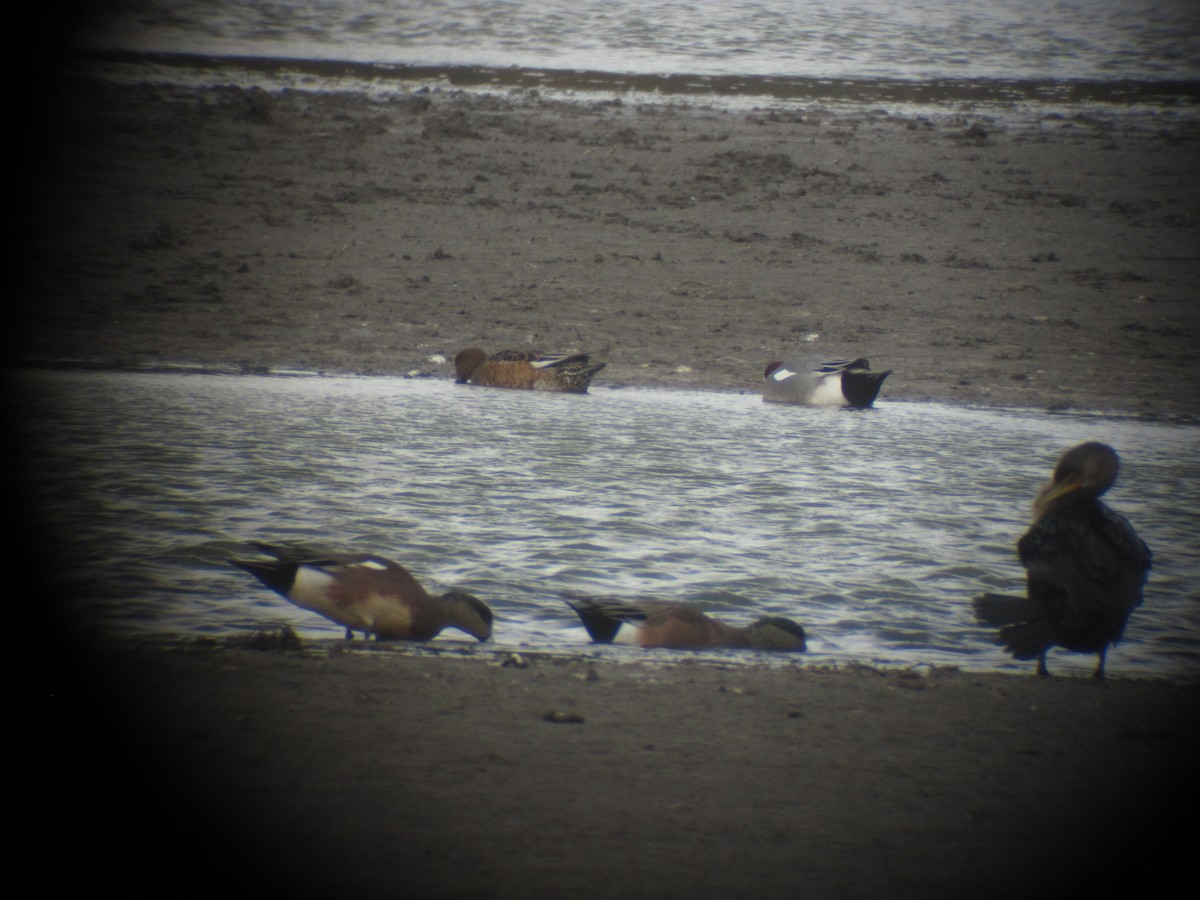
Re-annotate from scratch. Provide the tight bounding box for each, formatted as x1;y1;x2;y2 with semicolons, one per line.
17;73;1200;418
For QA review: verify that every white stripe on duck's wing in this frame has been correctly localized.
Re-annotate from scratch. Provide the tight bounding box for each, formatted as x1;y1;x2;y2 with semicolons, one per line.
309;556;394;578
532;355;607;392
250;542;394;575
813;358;855;374
814;357;871;374
247;540;323;562
529;352;592;369
488;349;590;368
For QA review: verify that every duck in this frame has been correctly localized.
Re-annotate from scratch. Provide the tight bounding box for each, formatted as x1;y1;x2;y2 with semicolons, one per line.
972;442;1152;678
562;593;807;652
762;356;890;407
454;347;606;393
231;542;493;642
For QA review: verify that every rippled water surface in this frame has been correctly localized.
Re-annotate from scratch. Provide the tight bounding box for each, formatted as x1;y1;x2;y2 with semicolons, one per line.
19;369;1200;677
80;0;1200;83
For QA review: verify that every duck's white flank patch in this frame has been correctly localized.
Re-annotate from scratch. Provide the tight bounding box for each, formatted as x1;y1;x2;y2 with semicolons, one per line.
809;375;846;405
289;566;338;612
611;622;640;645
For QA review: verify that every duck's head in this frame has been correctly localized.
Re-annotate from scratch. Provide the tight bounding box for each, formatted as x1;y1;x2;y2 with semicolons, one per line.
746;616;807;651
443;589;494;641
454;348;488;383
1032;441;1120;521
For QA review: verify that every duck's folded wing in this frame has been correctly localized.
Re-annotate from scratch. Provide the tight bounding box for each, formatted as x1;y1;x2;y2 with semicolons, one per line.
490;348;542;362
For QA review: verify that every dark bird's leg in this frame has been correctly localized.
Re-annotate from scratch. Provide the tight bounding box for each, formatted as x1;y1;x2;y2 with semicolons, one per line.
1092;648;1108;680
344;627;354;640
1036;651;1050;677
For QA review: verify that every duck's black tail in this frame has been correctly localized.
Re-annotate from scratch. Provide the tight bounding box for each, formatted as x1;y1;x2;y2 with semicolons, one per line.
230;543;308;595
561;592;646;643
843;370;891;407
230;558;296;595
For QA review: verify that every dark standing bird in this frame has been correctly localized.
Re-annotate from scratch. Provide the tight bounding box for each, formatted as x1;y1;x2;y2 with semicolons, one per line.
563;594;807;652
973;442;1151;678
454;347;606;393
762;357;891;407
231;542;493;642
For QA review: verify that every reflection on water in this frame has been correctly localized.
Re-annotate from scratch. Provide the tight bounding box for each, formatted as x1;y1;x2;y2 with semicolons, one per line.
18;368;1200;677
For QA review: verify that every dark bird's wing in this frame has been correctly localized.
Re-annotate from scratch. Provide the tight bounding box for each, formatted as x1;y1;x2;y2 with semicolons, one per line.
1017;503;1151;651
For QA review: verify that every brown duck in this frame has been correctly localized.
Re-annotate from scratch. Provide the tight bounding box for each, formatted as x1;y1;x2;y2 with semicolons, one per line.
563;594;807;652
454;347;606;393
231;542;493;642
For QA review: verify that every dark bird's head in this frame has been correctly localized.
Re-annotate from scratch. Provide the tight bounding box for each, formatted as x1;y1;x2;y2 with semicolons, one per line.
1033;441;1120;521
746;616;807;651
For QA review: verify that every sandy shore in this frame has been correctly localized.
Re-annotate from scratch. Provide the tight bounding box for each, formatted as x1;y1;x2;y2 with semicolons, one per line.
21;69;1200;897
16;70;1200;418
47;636;1199;898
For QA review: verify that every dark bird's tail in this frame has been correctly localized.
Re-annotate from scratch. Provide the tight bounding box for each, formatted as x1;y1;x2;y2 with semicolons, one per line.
972;593;1055;660
972;593;1033;625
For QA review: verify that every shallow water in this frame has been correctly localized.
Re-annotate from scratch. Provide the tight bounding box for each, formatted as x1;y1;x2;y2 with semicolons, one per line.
18;368;1200;677
73;0;1200;125
79;0;1200;84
